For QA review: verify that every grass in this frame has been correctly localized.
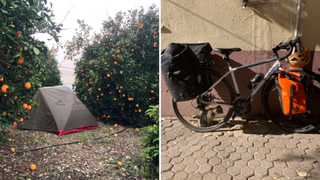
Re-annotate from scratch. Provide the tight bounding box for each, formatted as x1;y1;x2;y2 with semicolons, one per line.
39;135;51;145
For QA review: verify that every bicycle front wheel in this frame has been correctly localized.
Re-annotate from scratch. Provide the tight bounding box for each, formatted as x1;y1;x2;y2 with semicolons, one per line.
172;69;235;132
263;69;320;133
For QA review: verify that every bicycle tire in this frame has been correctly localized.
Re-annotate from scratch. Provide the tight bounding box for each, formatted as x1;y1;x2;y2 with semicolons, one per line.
172;68;235;132
262;69;320;133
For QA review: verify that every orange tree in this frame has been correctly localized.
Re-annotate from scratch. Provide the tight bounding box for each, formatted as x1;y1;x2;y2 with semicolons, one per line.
66;5;159;127
0;0;62;145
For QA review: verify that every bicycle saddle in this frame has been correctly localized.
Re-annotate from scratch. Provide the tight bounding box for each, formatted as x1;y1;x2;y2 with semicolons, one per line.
214;48;241;55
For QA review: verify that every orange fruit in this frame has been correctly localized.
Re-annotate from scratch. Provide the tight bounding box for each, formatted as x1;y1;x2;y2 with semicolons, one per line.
14;76;19;81
1;85;9;93
107;74;110;77
110;38;113;41
114;134;118;137
88;89;90;92
122;94;125;97
107;115;110;118
114;61;117;64
151;90;154;93
0;77;3;82
104;62;107;65
113;98;117;101
90;145;92;147
118;162;122;166
136;128;139;131
98;88;101;91
114;124;118;127
12;122;16;126
14;96;17;100
138;109;141;113
101;93;103;96
16;56;24;65
27;105;32;110
15;31;20;37
22;104;28;109
110;128;113;130
18;118;23;123
30;164;36;171
10;148;15;152
136;104;139;107
24;82;31;89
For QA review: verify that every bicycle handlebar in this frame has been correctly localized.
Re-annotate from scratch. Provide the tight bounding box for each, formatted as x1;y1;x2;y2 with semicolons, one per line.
272;36;301;61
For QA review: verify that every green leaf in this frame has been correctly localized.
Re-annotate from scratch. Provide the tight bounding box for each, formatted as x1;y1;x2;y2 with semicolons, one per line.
33;47;40;55
38;174;43;177
0;0;6;6
1;9;8;14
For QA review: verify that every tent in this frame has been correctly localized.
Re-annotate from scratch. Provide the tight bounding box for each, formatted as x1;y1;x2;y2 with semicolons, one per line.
22;86;98;136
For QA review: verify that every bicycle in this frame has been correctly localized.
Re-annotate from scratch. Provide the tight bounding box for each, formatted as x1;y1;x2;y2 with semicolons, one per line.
171;36;320;133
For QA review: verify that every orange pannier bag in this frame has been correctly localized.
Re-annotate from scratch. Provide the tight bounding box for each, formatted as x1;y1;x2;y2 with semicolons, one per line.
276;70;308;116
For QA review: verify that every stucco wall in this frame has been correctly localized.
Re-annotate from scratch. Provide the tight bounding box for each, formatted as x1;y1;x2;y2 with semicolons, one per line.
161;0;320;117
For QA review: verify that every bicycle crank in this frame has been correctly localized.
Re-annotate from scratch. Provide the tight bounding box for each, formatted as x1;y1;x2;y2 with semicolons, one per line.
233;99;252;118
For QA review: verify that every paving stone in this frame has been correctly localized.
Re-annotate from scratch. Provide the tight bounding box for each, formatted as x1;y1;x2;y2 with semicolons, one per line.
217;135;228;141
248;136;259;142
177;140;188;147
300;161;315;171
255;166;268;177
261;160;274;169
179;145;190;152
217;173;232;180
203;173;218;180
262;177;276;180
243;141;254;148
218;151;230;159
225;146;236;153
232;140;243;147
214;145;225;151
205;151;217;158
193;150;205;158
214;164;227;174
274;160;287;169
183;156;196;165
209;157;222;166
286;160;301;169
230;152;242;161
209;139;221;147
170;157;184;164
188;140;200;146
190;145;203;152
188;172;203;180
254;152;266;161
162;171;175;180
257;147;269;156
202;145;213;152
269;167;283;178
228;136;238;142
162;150;169;157
196;157;208;165
198;163;212;174
248;159;260;168
221;141;232;147
248;176;263;180
253;141;265;148
162;145;168;151
282;167;297;177
161;163;173;172
293;148;306;156
265;142;276;149
173;171;189;180
235;160;247;167
180;150;193;158
172;163;186;172
169;150;182;158
233;175;247;180
236;146;248;153
241;166;254;178
199;140;209;146
297;143;309;150
227;166;241;176
242;152;254;161
162;157;171;164
248;147;259;154
185;163;199;173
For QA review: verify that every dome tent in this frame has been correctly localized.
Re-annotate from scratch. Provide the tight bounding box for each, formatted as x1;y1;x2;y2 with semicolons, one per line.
22;86;98;136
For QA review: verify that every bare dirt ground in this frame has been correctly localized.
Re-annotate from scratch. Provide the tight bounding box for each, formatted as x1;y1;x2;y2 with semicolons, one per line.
0;121;158;180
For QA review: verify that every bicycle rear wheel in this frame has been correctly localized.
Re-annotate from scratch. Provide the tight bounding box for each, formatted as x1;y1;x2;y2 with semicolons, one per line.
263;69;320;133
172;69;235;132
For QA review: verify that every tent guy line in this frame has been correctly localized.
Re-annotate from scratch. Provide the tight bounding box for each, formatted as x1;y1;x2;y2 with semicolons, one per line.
1;128;127;156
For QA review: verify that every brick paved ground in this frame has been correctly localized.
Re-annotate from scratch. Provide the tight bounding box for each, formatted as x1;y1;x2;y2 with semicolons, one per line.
161;117;320;180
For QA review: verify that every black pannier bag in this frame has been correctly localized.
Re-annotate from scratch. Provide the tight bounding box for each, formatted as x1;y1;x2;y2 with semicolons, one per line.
161;43;212;102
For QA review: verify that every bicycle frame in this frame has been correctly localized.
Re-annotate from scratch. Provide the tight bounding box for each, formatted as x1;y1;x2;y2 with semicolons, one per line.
200;56;283;109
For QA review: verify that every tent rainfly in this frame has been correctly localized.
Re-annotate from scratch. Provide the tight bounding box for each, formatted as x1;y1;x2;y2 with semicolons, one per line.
22;86;98;136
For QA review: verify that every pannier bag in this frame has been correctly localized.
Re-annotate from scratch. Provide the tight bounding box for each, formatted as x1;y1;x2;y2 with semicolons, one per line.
161;43;212;102
276;70;308;117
